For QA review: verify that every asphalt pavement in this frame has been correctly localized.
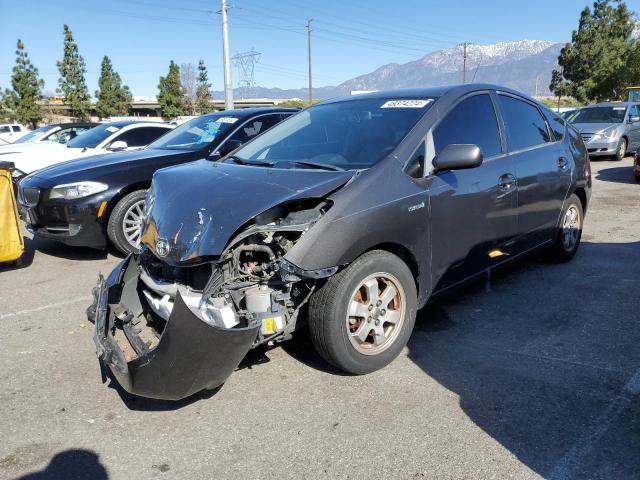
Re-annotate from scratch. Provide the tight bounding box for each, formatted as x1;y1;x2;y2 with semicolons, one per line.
1;157;639;480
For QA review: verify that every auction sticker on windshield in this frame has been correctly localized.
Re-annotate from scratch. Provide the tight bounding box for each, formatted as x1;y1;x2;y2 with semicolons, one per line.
216;117;239;124
381;99;433;108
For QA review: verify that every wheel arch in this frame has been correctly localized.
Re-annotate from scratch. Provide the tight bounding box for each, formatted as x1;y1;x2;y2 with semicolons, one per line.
102;182;150;226
361;242;426;306
573;186;588;214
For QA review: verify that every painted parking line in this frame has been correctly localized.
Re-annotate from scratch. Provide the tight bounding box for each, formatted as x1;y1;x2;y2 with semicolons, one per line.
0;296;91;320
547;368;640;480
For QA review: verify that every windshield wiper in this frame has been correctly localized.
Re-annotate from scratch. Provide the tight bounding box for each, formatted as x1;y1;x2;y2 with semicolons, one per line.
293;160;345;171
228;155;275;167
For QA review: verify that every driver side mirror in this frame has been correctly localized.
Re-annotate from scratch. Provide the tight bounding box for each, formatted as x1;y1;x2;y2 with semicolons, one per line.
629;115;640;124
213;139;243;158
109;140;128;151
433;144;483;172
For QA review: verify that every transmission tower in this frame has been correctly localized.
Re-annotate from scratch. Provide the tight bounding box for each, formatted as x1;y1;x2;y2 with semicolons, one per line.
232;48;261;99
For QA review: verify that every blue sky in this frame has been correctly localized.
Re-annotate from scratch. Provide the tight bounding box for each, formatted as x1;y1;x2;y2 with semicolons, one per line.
0;0;633;96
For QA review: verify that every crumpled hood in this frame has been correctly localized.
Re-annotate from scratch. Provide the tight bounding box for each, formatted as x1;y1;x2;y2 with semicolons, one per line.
141;160;355;265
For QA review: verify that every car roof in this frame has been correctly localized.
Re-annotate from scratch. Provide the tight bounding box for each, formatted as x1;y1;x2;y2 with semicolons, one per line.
587;102;638;107
319;84;538;105
53;122;100;128
200;107;299;119
99;120;170;128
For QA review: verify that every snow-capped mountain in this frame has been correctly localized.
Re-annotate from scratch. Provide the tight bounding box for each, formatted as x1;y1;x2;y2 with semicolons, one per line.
216;39;564;99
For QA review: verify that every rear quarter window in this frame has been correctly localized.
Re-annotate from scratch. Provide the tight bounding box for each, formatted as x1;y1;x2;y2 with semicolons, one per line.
498;94;551;151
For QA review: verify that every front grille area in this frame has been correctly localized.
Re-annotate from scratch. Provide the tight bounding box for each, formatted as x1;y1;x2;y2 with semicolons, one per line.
18;186;40;207
581;134;593;142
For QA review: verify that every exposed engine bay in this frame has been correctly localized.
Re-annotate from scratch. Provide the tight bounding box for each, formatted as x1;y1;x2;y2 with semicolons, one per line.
90;199;341;400
137;200;330;346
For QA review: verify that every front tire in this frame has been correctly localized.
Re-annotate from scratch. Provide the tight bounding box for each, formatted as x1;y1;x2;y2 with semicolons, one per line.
308;250;417;374
615;138;627;161
107;190;147;255
548;193;583;263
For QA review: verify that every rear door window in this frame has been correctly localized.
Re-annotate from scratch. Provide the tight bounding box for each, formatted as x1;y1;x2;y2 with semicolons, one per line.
433;93;502;158
11;125;21;132
498;94;551;151
111;126;169;148
228;114;283;144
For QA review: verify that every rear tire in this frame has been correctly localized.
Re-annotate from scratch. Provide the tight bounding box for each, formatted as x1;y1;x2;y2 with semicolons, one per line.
308;250;417;374
547;193;583;263
615;138;627;161
107;190;147;255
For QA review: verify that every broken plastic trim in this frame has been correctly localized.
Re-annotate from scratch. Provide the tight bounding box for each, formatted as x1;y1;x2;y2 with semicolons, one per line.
279;258;339;282
91;256;260;400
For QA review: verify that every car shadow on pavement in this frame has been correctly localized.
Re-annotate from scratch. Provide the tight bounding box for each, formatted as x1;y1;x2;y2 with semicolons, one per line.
15;449;108;480
596;165;637;184
406;241;640;479
17;235;112;268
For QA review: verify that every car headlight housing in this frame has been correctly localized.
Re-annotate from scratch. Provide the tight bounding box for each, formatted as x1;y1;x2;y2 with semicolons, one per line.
594;126;618;140
49;181;108;200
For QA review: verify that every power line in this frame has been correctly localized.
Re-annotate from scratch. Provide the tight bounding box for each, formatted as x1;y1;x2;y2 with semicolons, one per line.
232;48;260;99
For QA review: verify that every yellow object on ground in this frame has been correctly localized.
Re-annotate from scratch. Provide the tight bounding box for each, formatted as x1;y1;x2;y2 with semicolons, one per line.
0;162;24;263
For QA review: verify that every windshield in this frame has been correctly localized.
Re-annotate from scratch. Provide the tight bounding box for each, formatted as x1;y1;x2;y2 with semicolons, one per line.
148;114;240;151
232;98;435;170
66;124;121;149
569;106;628;124
13;126;56;144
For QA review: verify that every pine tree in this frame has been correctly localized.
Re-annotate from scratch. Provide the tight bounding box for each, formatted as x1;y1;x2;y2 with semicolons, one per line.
4;40;44;128
95;56;132;119
157;61;186;119
196;60;213;114
0;89;8;122
552;0;635;102
57;24;91;120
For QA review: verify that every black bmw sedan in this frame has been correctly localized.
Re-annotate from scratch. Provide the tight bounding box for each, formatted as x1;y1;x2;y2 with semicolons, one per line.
90;85;591;400
18;108;296;254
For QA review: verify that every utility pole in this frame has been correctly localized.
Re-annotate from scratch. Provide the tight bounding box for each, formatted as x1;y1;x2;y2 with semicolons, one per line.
221;0;233;110
459;42;471;83
307;19;313;105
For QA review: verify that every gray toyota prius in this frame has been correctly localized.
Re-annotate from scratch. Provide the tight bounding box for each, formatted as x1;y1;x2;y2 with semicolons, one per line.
89;84;591;400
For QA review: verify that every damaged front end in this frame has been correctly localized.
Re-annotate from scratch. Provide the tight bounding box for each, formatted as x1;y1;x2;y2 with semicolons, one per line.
89;198;335;400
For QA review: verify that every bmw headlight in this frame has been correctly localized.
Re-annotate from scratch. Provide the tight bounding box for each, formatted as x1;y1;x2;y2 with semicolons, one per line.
49;181;108;200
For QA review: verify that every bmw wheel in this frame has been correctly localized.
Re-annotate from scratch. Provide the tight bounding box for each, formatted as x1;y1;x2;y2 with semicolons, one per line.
107;190;147;255
308;250;417;374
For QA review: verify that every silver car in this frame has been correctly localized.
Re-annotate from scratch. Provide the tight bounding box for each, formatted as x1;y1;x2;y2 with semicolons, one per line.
569;102;640;160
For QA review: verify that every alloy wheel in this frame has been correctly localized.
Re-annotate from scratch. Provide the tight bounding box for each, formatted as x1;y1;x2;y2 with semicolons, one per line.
345;273;406;355
122;199;145;249
562;205;580;252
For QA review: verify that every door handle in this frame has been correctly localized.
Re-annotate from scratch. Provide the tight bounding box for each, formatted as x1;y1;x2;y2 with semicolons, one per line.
498;173;516;191
558;156;569;172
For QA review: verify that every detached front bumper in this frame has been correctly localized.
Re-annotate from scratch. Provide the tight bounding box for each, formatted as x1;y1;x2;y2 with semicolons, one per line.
90;256;260;400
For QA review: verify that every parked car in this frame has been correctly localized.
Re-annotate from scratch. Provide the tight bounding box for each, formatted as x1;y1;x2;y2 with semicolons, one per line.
560;109;578;120
634;148;640;182
0;123;28;144
3;122;98;146
6;121;173;181
17;108;297;255
87;85;591;400
570;102;640;160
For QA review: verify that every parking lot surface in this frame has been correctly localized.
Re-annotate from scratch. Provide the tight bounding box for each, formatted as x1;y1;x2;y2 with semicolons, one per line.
1;157;639;480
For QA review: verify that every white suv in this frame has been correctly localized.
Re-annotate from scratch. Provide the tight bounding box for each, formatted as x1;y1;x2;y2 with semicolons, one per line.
0;124;28;144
